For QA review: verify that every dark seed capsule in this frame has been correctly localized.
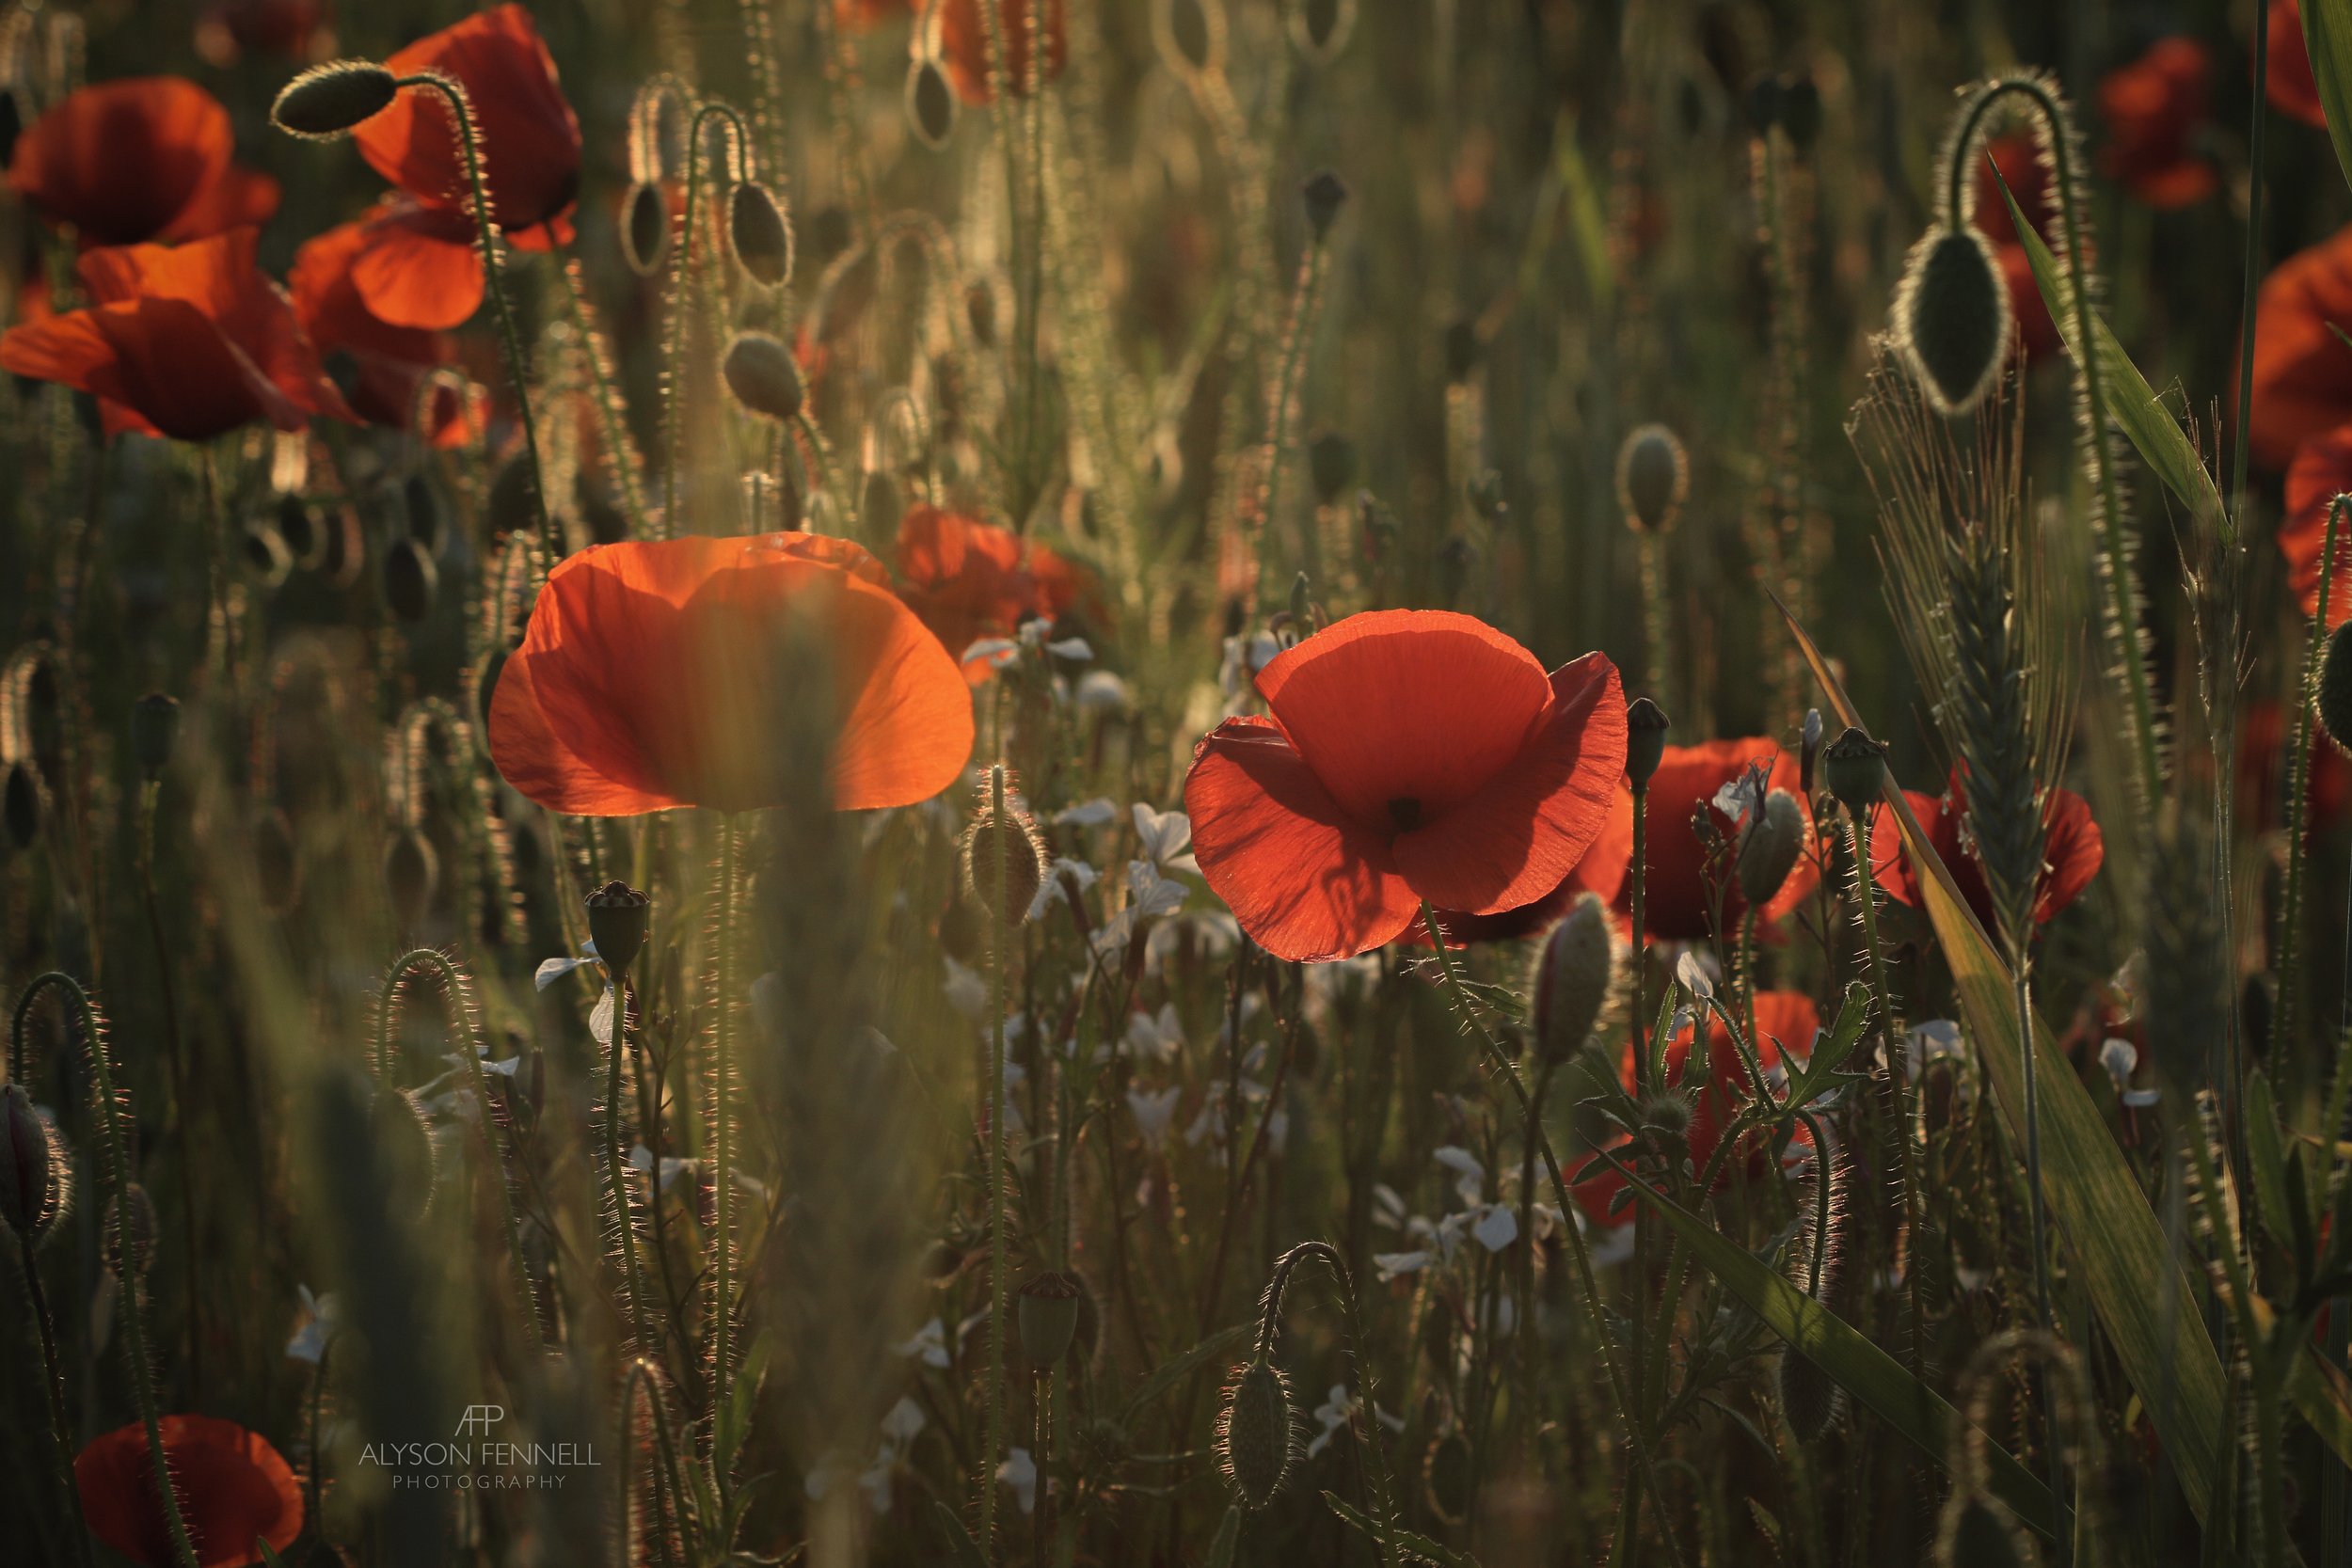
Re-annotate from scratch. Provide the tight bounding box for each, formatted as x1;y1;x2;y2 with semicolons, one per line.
729;181;794;288
1443;317;1479;383
1616;423;1688;532
4;759;42;849
1300;169;1348;241
2319;620;2352;757
585;880;652;977
1626;697;1670;786
1781;73;1823;150
1164;0;1216;72
1895;226;2010;416
722;332;805;421
907;55;957;150
1422;1430;1473;1526
277;494;323;566
1777;1349;1844;1441
1216;1360;1295;1510
271;61;400;139
1822;726;1886;816
1307;432;1356;505
621;180;670;276
405;472;443;550
383;536;438;622
1017;1271;1085;1367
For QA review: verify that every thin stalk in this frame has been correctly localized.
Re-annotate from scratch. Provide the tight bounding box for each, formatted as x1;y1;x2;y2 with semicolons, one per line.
1637;534;1670;709
1847;810;1923;1372
710;816;741;1427
622;1358;696;1568
659;103;756;538
1263;1243;1400;1568
1256;239;1330;602
1513;1054;1560;1453
135;776;202;1402
555;259;650;534
2274;497;2344;1063
16;1229;94;1568
605;974;652;1354
980;765;1013;1556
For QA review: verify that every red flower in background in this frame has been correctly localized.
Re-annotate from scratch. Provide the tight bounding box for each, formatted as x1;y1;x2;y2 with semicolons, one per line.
1623;737;1818;942
895;504;1091;676
356;5;581;250
489;533;975;816
196;0;330;66
2096;39;2217;208
1186;612;1626;962
2269;0;2328;129
937;0;1068;105
76;1415;303;1568
291;203;478;446
1570;990;1821;1227
835;0;914;26
8;78;278;247
2240;226;2352;470
1971;134;2062;362
2241;700;2352;837
1418;783;1636;944
1;228;353;440
2282;421;2352;631
1869;773;2104;934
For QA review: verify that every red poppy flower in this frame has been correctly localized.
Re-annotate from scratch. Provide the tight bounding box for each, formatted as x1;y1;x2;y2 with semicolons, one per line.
2240;699;2352;836
895;504;1090;677
1569;990;1821;1226
2269;0;2329;128
75;1414;304;1568
2239;225;2352;470
1622;737;1818;942
1184;610;1627;963
355;5;581;250
937;0;1069;105
2096;39;2218;208
1418;783;1636;944
0;227;354;441
8;77;279;247
1868;771;2104;935
835;0;914;26
291;203;479;446
2281;421;2352;630
489;532;975;816
1971;134;2061;362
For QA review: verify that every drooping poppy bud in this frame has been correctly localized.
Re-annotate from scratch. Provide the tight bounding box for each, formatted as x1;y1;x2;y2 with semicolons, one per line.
4;759;43;849
1307;431;1356;505
1894;226;2010;416
1532;893;1616;1061
1781;73;1823;150
2320;621;2352;757
1822;726;1886;816
131;693;181;781
270;60;401;140
405;473;444;551
1290;0;1356;60
621;181;669;276
723;332;805;421
1159;0;1221;74
1616;423;1688;532
0;1084;58;1241
1216;1359;1296;1510
1016;1270;1084;1367
729;181;794;288
907;55;958;150
244;520;294;588
1300;168;1348;239
961;769;1047;936
1626;697;1670;789
373;1085;438;1222
1735;789;1806;909
586;881;652;977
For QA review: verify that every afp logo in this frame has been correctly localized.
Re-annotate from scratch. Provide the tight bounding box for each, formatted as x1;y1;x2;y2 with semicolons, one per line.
455;1404;506;1436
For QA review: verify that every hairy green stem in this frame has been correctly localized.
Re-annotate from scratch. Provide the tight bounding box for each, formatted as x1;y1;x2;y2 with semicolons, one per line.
2275;497;2344;1065
16;1228;93;1568
606;974;652;1354
1847;809;1923;1372
710;816;741;1433
981;764;1012;1557
659;103;756;538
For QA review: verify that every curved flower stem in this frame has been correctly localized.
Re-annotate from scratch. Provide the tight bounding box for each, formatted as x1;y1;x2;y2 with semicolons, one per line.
1417;904;1686;1568
606;973;653;1354
16;1228;93;1568
2276;498;2344;1062
1845;810;1922;1373
1262;1241;1400;1568
555;258;649;535
710;816;741;1433
135;776;202;1402
659;103;756;539
14;974;198;1568
980;764;1012;1556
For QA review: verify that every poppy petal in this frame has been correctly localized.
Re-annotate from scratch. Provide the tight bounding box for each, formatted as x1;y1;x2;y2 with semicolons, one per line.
2282;421;2352;630
1185;716;1422;962
76;1414;303;1568
161;162;281;243
8;77;235;246
349;206;485;330
1419;781;1637;944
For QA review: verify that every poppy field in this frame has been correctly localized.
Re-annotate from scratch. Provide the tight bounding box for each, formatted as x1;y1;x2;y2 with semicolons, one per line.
13;0;2352;1564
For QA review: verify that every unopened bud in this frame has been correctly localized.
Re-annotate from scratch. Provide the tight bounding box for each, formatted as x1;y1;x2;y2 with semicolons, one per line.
621;181;669;276
1161;0;1220;73
1822;727;1886;817
1216;1359;1296;1510
1895;226;2010;417
4;759;43;850
270;61;399;139
586;881;652;978
729;182;794;288
1301;168;1348;239
1736;789;1805;908
723;332;805;421
907;56;957;150
1017;1271;1084;1367
0;1084;58;1241
373;1085;438;1222
1616;424;1688;533
131;693;180;781
1532;894;1616;1061
2320;620;2352;757
1307;432;1356;505
1626;698;1670;789
961;768;1047;936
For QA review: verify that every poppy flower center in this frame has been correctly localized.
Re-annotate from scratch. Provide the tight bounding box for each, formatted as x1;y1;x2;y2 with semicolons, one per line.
1387;796;1423;832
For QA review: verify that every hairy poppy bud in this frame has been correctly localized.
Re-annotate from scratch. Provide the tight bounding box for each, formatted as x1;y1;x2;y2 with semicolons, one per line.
1616;423;1688;533
586;881;651;977
961;771;1047;936
385;828;439;930
271;61;400;139
0;1084;58;1241
2320;621;2352;757
255;808;300;913
1736;789;1806;908
729;182;794;288
1636;1091;1692;1145
907;55;957;150
1423;1429;1473;1525
1626;697;1670;789
131;693;180;781
1532;893;1615;1061
277;495;324;567
1301;168;1348;240
723;332;805;422
621;181;669;276
1308;432;1356;506
1822;726;1885;817
1742;73;1784;134
5;759;43;850
105;1181;156;1276
1216;1359;1296;1509
383;536;437;622
1894;226;2010;416
1443;318;1479;383
1017;1271;1084;1367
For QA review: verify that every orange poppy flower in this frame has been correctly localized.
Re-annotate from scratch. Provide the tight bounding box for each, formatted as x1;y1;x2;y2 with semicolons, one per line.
1418;782;1636;944
2281;420;2352;630
2240;226;2352;470
0;227;354;441
2268;0;2329;128
291;203;478;446
1184;610;1627;963
8;77;278;247
1569;990;1820;1226
2096;39;2217;209
355;5;581;251
489;533;975;816
1971;134;2061;362
895;504;1090;676
1621;737;1818;942
75;1414;304;1568
937;0;1068;105
1868;772;2104;935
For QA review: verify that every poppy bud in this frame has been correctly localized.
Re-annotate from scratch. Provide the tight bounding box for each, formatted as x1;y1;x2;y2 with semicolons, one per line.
373;1085;439;1221
277;495;324;567
2320;621;2352;757
621;181;670;276
1735;789;1805;908
385;828;439;930
1781;74;1823;150
1160;0;1220;73
1286;573;1314;636
271;61;401;139
586;881;652;978
1626;697;1670;789
729;182;795;289
1216;1359;1296;1509
0;1084;57;1241
1822;727;1885;817
1615;423;1688;533
383;536;438;622
1893;226;2010;417
1531;893;1616;1062
1017;1270;1084;1367
1307;432;1356;506
1742;73;1784;134
907;56;958;150
130;693;180;781
861;470;900;539
961;773;1047;937
105;1181;156;1276
723;332;805;422
1443;318;1479;383
1636;1091;1692;1145
4;759;42;850
1423;1429;1473;1525
1301;168;1348;240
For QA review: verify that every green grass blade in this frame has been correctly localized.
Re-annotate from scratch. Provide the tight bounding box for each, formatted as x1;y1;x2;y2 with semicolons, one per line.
2304;0;2352;198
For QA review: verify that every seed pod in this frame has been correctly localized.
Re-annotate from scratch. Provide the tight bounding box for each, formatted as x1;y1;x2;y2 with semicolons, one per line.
105;1181;156;1276
1742;73;1785;134
586;881;652;978
131;693;180;781
4;759;43;850
1626;697;1670;788
385;828;440;930
1532;893;1616;1062
1017;1271;1084;1367
2319;620;2352;757
0;1084;57;1240
271;61;400;139
1822;726;1886;817
383;535;438;622
729;182;794;288
1615;423;1689;533
621;181;669;276
1300;168;1348;240
1307;432;1356;506
1288;0;1356;60
907;55;957;150
1894;226;2010;417
1736;789;1806;908
722;332;805;422
1216;1359;1297;1509
961;772;1047;936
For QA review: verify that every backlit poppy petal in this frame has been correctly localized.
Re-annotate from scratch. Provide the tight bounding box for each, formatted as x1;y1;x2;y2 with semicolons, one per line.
1256;609;1552;832
1419;781;1637;944
8;77;246;246
2096;39;2216;210
76;1414;303;1568
2269;0;2329;128
1391;652;1627;913
1184;716;1422;961
2242;225;2352;470
161;162;281;243
348;203;485;330
1871;775;2102;932
2283;421;2352;630
291;209;475;443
